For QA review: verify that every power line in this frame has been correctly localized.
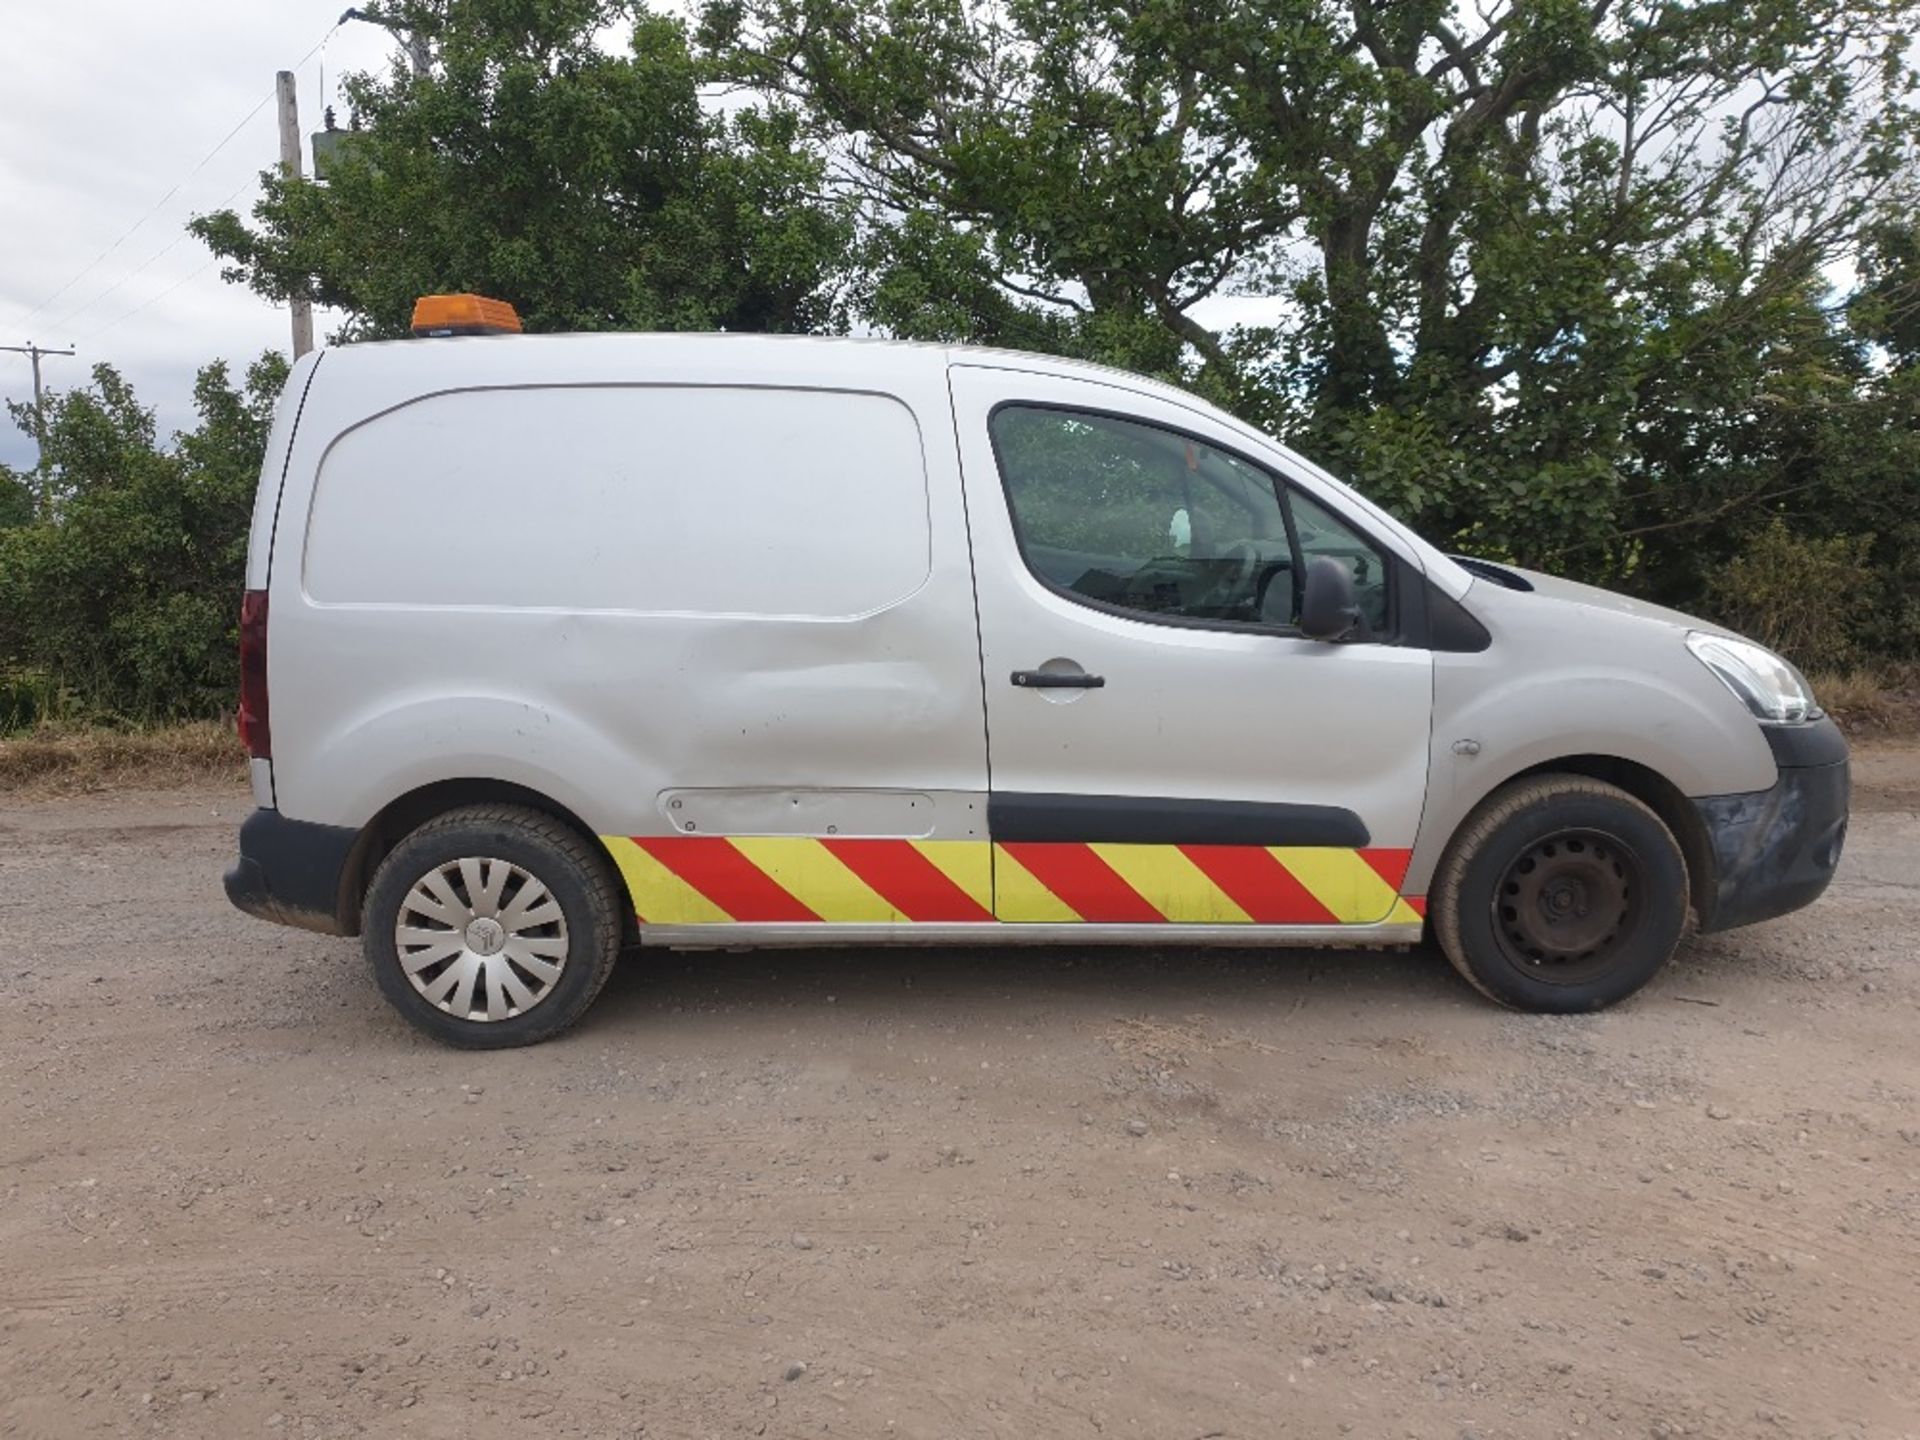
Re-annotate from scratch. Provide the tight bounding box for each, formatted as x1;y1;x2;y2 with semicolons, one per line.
50;30;340;337
10;21;339;333
53;166;262;338
75;33;344;352
13;97;272;331
48;227;203;336
74;170;264;348
76;257;221;349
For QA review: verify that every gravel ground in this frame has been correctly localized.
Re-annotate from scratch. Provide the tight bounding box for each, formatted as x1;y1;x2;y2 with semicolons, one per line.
2;747;1917;1440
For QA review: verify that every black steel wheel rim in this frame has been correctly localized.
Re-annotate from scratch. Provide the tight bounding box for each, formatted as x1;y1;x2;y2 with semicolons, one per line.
1491;828;1643;985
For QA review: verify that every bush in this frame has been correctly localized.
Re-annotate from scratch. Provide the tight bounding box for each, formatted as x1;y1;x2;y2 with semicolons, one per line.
0;467;31;528
0;355;287;725
0;670;54;732
1707;520;1878;670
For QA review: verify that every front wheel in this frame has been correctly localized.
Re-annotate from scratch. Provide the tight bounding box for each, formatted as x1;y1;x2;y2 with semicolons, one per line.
362;804;623;1048
1432;775;1689;1012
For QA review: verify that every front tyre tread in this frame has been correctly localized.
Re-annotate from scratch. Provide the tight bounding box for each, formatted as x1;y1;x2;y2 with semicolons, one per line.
1432;774;1688;1013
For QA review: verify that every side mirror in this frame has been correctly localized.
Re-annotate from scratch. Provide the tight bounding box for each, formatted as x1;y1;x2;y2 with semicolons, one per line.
1299;556;1361;641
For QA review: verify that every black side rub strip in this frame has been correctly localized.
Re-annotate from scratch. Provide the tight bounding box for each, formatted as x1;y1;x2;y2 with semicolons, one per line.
990;792;1370;848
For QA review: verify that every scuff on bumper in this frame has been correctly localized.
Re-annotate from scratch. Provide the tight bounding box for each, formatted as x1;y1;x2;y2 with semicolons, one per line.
1693;721;1849;934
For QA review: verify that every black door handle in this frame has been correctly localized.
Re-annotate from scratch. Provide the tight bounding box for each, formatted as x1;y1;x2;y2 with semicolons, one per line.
1011;670;1106;689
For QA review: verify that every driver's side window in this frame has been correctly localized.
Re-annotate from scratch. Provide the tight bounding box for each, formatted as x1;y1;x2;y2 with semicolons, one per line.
991;405;1296;625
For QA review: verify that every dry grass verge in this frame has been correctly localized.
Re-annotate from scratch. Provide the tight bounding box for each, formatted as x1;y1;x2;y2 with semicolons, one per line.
1809;666;1920;737
0;721;246;794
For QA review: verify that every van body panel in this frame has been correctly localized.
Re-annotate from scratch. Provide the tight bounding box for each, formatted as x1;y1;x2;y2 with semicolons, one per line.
655;787;968;839
301;384;931;616
1403;576;1784;896
266;337;989;842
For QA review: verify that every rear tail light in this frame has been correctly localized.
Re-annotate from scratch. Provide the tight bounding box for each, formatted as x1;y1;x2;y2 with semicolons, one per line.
237;588;271;760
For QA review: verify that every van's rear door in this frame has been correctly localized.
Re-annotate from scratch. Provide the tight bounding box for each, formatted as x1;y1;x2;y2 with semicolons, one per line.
950;362;1432;929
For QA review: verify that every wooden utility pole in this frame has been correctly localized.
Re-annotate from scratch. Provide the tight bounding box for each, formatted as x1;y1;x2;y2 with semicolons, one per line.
1;341;77;464
275;70;315;359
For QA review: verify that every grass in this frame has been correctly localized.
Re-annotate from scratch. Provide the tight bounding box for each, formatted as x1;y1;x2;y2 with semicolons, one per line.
0;720;246;793
1809;665;1920;736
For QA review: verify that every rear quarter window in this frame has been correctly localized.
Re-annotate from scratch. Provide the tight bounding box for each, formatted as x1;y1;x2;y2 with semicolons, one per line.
301;385;930;618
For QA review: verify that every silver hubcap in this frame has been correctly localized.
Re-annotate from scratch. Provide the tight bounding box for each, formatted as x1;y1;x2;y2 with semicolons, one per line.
396;857;568;1022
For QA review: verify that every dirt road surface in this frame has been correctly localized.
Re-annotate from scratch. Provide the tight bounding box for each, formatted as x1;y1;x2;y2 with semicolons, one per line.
3;749;1918;1440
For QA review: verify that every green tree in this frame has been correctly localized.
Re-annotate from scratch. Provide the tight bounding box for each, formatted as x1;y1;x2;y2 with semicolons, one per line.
703;0;1920;578
190;0;850;339
1851;220;1920;365
169;0;1920;674
0;465;31;528
0;354;288;722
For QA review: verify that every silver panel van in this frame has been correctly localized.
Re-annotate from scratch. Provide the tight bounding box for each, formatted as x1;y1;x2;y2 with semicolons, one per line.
224;303;1848;1047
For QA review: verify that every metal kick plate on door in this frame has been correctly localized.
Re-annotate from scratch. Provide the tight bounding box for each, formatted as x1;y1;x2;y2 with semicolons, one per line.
656;789;945;838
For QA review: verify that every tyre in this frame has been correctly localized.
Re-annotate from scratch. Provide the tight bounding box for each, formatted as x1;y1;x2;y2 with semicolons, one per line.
362;804;623;1048
1432;774;1688;1013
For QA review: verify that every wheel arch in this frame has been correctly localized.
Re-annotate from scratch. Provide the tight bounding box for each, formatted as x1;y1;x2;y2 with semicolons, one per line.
1436;754;1715;924
337;777;616;938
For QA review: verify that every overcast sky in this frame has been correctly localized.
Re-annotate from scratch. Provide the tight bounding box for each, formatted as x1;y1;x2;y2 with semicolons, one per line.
0;3;1289;473
0;4;400;469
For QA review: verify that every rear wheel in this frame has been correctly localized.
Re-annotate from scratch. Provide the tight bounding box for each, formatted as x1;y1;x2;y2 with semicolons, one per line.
1433;775;1688;1012
362;804;622;1048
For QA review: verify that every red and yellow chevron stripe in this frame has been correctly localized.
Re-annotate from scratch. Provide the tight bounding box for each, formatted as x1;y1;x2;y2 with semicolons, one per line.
601;835;1423;926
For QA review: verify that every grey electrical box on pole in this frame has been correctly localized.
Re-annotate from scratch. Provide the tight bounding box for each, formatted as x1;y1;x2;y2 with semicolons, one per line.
276;70;315;360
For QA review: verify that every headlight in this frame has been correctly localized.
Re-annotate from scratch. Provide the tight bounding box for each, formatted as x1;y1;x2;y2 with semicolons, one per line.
1685;632;1820;723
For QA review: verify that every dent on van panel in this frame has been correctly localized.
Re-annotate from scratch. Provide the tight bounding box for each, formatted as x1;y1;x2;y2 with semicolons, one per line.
300;384;932;618
597;608;987;798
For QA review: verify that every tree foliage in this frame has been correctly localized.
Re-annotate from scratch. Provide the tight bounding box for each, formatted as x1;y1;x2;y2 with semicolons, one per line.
702;0;1920;592
0;355;288;723
10;0;1914;731
191;0;851;338
0;466;31;529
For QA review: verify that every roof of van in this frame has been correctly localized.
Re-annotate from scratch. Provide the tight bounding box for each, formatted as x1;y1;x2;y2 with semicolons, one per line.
324;329;1210;409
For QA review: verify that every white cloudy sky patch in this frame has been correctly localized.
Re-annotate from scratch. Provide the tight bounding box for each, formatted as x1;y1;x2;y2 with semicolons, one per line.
0;4;397;468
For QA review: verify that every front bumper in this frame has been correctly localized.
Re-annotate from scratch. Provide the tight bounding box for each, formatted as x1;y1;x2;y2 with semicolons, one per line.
224;808;362;936
1693;719;1849;934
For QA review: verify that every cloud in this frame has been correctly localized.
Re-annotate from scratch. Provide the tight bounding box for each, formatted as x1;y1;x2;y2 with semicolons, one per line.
0;3;398;467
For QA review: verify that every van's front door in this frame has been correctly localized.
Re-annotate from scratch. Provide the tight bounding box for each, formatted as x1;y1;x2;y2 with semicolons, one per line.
950;364;1433;931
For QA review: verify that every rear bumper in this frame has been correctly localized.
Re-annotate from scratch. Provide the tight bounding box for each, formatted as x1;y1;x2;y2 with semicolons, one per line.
223;808;361;936
1693;720;1850;934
